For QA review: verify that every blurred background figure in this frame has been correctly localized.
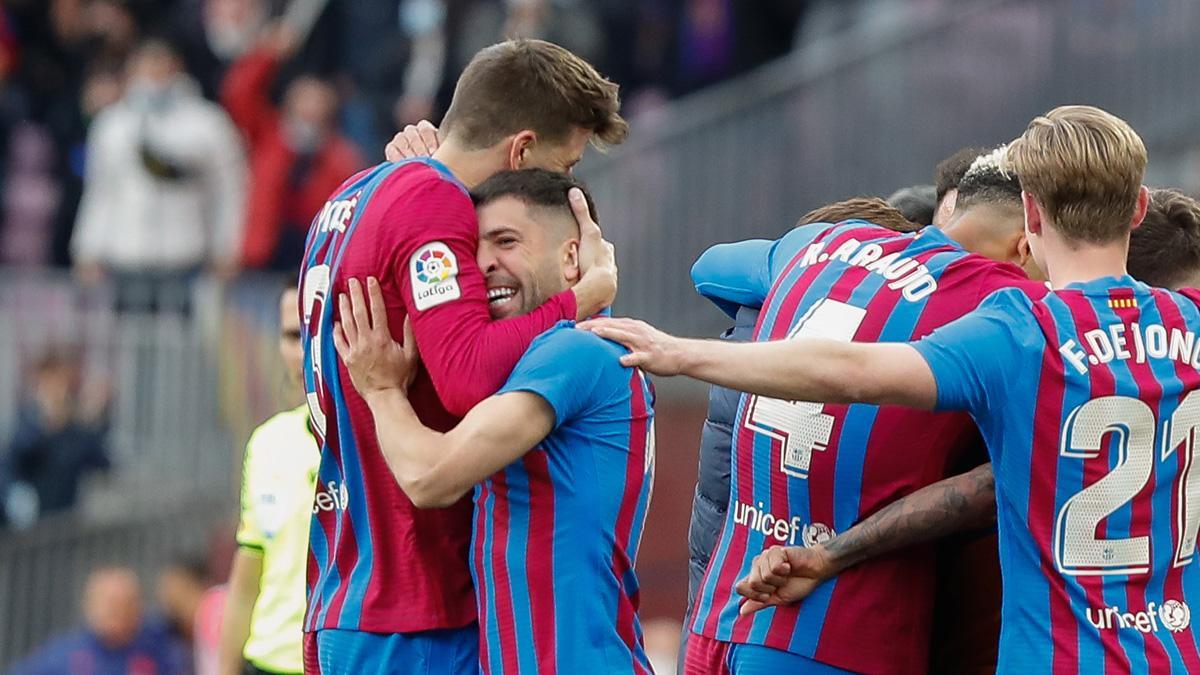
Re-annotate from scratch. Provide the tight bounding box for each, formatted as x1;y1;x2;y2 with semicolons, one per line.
2;347;110;529
146;554;213;673
8;566;186;675
70;37;246;311
221;24;361;272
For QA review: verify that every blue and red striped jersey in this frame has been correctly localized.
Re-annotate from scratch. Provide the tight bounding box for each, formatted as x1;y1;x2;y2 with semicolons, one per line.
688;221;1039;673
914;277;1200;673
478;323;656;674
298;159;576;635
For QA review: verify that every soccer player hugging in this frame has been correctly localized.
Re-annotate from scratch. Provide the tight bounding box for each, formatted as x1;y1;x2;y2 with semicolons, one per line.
334;170;658;675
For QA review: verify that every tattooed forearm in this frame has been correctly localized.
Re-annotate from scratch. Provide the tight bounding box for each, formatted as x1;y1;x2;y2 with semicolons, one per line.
823;462;996;572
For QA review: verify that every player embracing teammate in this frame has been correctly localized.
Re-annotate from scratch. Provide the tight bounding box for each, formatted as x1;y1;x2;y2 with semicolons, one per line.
299;39;628;675
586;105;1200;673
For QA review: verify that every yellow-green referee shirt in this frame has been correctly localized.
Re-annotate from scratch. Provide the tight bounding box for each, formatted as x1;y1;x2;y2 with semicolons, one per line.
236;405;319;674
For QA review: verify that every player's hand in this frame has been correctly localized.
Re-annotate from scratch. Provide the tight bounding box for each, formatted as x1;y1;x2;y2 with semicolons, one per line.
385;120;440;161
735;545;836;616
576;317;685;376
570;187;617;316
333;277;419;397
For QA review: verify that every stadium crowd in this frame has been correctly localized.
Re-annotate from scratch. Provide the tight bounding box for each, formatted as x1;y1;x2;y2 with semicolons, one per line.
0;0;811;273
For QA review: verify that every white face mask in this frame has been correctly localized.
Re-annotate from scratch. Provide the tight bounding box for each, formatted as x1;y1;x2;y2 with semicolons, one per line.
126;78;174;111
284;117;325;154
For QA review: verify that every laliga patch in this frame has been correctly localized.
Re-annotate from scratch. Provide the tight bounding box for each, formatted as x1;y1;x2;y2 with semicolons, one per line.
411;242;461;310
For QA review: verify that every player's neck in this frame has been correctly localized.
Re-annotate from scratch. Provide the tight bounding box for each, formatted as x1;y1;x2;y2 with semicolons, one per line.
1042;237;1130;289
432;141;503;190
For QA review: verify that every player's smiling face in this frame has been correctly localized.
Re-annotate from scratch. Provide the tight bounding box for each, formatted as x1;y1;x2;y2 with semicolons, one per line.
477;196;579;320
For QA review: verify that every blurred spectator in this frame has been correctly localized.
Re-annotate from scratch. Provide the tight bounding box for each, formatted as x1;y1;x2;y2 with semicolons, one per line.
8;566;187;675
70;37;246;305
146;554;212;667
3;347;110;526
221;24;362;271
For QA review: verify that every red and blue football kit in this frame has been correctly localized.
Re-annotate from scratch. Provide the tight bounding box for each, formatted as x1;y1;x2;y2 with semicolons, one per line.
914;278;1200;673
687;221;1040;674
297;159;577;665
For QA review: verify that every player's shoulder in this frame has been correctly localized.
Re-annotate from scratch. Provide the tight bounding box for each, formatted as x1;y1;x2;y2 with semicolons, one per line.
374;159;471;201
532;320;625;357
526;321;629;377
978;282;1043;315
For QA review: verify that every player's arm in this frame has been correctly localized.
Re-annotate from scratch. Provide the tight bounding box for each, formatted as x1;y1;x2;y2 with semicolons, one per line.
691;239;774;317
334;277;553;507
734;462;996;614
578;317;938;409
217;548;262;675
395;184;615;416
358;388;552;508
690;224;834;318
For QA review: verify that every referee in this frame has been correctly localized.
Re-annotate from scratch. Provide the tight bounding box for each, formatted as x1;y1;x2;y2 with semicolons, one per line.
219;285;319;675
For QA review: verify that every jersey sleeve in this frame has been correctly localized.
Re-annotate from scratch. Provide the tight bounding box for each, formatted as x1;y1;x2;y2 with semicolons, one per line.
497;326;623;429
234;431;265;552
690;222;834;317
386;175;578;417
909;288;1039;416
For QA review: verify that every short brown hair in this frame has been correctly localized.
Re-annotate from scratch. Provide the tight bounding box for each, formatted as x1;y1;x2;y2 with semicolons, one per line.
1005;105;1147;244
471;168;597;231
442;39;628;151
798;197;922;233
1127;188;1200;289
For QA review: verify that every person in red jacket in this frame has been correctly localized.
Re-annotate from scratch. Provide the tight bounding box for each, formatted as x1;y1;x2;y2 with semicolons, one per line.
221;25;363;271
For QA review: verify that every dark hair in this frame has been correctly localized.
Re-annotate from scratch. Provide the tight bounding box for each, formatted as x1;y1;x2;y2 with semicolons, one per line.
935;146;989;203
442;39;628;151
955;147;1022;211
799;196;922;233
1127;189;1200;289
471;169;597;227
163;551;210;584
885;185;937;226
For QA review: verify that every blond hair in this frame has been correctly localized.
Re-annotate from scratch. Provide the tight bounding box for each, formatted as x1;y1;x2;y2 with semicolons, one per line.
1005;105;1146;244
442;39;628;151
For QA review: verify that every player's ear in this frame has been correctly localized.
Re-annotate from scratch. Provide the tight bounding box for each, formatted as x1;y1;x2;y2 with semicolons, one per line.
1014;231;1032;268
1130;185;1150;230
508;131;537;170
562;239;581;284
1022;191;1043;237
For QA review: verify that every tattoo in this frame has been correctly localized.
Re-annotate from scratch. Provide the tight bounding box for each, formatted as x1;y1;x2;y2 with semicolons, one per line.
824;462;996;571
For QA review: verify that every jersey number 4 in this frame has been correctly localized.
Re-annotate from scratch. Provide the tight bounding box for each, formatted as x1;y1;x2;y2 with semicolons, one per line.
743;299;867;479
1055;392;1200;575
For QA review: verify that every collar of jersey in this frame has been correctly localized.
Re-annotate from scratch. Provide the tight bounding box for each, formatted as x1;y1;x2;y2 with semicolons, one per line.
1060;274;1143;293
915;225;960;249
405;157;468;192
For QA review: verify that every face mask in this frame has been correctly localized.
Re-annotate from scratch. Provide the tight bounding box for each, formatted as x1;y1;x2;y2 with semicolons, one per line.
284;118;324;154
127;79;173;111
